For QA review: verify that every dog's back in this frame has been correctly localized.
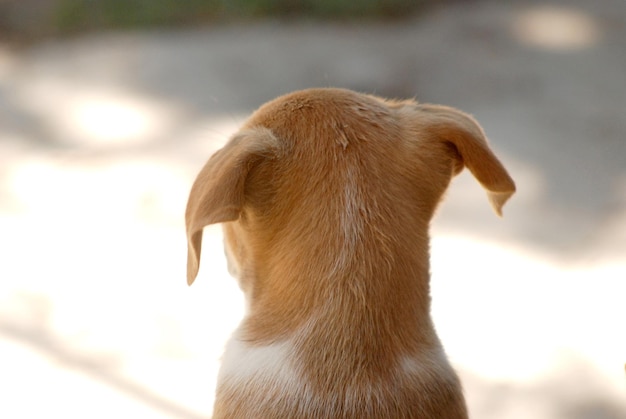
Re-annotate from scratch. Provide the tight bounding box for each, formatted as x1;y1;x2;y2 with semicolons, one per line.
185;88;515;418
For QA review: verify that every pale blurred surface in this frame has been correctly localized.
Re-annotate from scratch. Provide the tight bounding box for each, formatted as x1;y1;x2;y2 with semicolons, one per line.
1;0;625;417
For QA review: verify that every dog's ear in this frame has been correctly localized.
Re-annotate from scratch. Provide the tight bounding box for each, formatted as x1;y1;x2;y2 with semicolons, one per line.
416;104;516;216
185;127;279;285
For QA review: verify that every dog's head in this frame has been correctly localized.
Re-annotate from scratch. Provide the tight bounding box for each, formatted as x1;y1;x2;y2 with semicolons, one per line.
185;88;515;290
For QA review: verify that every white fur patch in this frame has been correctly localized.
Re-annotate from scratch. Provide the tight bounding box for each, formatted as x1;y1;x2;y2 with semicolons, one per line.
218;334;300;388
342;165;363;247
216;334;315;414
400;348;455;382
216;333;453;416
332;164;364;276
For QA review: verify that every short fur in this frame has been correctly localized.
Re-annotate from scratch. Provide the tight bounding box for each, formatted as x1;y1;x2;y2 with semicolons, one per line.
185;88;515;418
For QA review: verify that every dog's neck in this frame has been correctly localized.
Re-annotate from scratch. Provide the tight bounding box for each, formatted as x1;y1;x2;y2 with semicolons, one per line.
239;225;439;349
232;233;442;401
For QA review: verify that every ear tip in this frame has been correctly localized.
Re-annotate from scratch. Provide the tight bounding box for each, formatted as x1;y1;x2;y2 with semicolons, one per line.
488;190;515;217
187;274;197;286
187;253;199;286
186;231;203;285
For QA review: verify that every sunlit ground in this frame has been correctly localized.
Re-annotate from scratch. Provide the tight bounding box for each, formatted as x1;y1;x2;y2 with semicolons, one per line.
1;2;625;418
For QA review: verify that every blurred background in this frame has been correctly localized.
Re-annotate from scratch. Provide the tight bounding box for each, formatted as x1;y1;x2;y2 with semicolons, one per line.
0;0;625;417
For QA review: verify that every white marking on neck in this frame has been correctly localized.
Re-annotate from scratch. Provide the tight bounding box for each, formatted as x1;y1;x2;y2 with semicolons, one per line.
400;347;455;380
218;334;301;389
332;164;364;276
216;330;454;416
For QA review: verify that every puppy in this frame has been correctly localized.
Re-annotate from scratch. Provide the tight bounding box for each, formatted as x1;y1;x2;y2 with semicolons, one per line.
185;88;515;418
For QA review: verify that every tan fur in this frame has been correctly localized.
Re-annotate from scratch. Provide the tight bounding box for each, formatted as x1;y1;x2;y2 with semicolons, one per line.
185;88;515;418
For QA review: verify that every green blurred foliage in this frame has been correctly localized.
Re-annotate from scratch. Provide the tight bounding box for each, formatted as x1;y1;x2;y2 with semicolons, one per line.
55;0;223;32
222;0;425;18
1;0;438;40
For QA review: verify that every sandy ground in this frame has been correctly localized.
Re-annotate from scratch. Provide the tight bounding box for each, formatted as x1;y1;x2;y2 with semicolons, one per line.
1;0;625;417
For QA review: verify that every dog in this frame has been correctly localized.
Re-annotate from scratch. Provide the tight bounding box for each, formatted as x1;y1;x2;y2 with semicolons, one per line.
185;88;515;418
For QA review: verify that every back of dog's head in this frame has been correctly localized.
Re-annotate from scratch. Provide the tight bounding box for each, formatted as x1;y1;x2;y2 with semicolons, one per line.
185;88;515;418
186;88;515;292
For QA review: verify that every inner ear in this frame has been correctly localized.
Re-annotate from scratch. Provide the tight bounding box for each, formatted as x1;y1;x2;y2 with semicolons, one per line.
444;141;464;175
415;104;516;215
185;127;280;284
